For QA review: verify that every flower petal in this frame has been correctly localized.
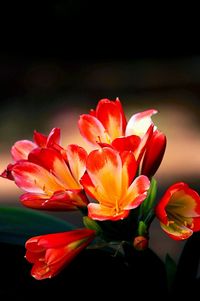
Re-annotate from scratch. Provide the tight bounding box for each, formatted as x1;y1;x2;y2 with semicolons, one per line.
126;109;157;138
112;135;141;152
28;148;80;189
121;151;137;197
95;98;125;139
66;144;87;182
26;229;95;250
46;128;61;146
12;161;64;194
86;147;122;206
20;192;79;210
78;114;109;145
80;172;98;200
160;222;193;240
121;175;150;209
11;140;37;161
141;130;166;177
88;203;129;221
34;130;48;147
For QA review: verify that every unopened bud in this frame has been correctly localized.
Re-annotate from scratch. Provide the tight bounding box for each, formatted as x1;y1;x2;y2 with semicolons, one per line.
133;236;148;251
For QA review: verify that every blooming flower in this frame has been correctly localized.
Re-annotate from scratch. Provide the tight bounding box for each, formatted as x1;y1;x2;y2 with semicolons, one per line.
81;147;150;221
155;182;200;240
12;127;61;162
1;128;62;180
78;98;166;176
25;228;96;280
10;144;89;210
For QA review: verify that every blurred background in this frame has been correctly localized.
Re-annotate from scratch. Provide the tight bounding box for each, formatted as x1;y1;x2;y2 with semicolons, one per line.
0;1;200;264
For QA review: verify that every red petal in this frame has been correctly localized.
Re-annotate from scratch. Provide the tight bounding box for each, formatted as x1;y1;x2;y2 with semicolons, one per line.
34;131;47;147
28;148;80;189
46;128;61;147
141;131;166;177
1;163;15;180
12;161;64;193
115;97;127;133
112;135;141;152
20;192;78;210
11;140;37;161
96;98;124;139
78;114;109;145
121;151;137;191
80;172;97;200
26;229;95;249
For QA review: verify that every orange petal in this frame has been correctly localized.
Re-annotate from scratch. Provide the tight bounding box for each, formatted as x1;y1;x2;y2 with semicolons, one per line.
88;203;129;221
66;144;87;182
86;148;122;206
121;175;150;209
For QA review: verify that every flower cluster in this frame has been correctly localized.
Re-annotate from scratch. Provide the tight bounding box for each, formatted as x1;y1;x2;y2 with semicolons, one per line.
1;98;200;280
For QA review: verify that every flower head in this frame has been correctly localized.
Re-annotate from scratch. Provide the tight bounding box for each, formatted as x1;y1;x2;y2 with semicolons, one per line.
78;98;166;176
25;229;96;280
3;138;89;210
155;182;200;240
81;147;150;221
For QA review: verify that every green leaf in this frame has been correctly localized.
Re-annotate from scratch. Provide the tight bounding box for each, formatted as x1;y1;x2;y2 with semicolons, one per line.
0;206;75;245
165;253;177;293
83;216;103;235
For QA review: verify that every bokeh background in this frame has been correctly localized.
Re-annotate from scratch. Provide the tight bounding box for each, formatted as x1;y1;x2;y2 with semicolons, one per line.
0;1;200;267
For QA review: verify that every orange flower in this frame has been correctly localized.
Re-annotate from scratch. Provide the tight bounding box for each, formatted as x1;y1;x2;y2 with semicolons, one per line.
81;147;150;221
155;182;200;240
25;229;96;280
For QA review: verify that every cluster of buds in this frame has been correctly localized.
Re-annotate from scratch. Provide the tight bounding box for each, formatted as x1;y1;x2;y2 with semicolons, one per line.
1;98;200;280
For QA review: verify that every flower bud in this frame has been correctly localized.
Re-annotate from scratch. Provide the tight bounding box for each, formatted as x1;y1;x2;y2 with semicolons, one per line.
133;236;148;251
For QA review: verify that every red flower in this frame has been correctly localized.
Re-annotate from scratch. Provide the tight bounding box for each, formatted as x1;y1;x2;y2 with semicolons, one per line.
25;229;96;280
155;182;200;240
79;98;127;145
11;144;88;210
1;128;63;180
81;147;150;221
78;98;165;175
